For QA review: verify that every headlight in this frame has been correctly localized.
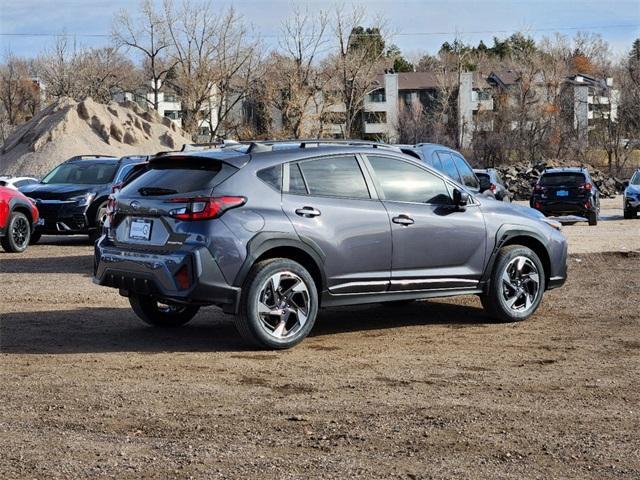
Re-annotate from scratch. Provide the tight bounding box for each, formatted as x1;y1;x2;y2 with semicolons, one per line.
542;218;562;231
69;193;95;207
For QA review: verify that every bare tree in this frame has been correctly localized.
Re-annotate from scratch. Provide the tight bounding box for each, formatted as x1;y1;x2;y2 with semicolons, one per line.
263;5;330;138
0;53;40;142
112;0;175;109
37;34;83;100
327;4;388;139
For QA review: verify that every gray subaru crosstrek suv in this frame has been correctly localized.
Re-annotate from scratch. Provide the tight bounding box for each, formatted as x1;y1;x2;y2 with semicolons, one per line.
93;142;568;349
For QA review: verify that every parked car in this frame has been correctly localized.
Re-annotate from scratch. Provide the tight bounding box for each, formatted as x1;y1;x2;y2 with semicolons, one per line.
474;168;512;202
397;143;482;194
0;175;39;190
93;141;568;349
0;185;39;253
21;155;148;243
530;167;600;226
623;168;640;219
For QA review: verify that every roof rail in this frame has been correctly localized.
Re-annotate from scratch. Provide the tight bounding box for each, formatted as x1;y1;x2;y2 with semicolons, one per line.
68;154;118;160
236;139;402;153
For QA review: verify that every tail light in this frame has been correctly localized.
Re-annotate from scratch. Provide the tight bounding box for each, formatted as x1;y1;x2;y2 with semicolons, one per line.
580;183;592;191
105;195;117;225
490;183;497;192
534;201;541;209
167;196;246;221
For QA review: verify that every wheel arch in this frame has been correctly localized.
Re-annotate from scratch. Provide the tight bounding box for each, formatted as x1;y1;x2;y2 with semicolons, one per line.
483;228;552;288
233;233;326;296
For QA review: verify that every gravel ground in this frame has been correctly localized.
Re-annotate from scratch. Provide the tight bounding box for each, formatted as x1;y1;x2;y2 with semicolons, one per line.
1;200;639;479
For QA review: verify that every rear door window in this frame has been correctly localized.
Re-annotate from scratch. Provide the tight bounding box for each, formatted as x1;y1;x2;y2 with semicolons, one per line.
297;156;370;199
452;154;479;189
437;152;462;183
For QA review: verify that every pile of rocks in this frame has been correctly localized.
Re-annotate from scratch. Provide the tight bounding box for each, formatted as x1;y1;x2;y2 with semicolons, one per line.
493;162;626;200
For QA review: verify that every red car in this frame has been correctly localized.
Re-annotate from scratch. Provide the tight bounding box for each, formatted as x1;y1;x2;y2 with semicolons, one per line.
0;186;39;252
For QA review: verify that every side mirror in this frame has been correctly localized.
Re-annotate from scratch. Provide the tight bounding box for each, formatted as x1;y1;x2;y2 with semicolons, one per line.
453;188;469;208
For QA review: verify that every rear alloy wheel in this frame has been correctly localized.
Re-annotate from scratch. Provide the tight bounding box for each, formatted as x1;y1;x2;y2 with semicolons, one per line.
235;259;318;349
481;245;545;322
129;294;200;327
1;211;31;253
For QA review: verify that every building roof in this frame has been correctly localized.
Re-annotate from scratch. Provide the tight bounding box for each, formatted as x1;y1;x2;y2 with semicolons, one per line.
373;71;491;91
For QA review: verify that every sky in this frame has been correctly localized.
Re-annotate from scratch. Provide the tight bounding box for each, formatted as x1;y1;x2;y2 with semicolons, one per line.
1;0;639;60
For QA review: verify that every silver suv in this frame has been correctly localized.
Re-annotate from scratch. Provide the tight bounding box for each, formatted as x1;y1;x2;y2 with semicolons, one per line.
93;141;568;349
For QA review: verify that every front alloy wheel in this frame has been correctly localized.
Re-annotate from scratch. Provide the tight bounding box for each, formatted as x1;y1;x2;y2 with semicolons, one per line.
500;256;540;313
481;245;545;322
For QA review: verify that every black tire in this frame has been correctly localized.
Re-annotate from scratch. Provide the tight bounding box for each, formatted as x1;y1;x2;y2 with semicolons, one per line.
1;211;31;253
480;245;546;323
587;211;598;226
29;231;42;244
129;294;200;327
623;208;634;220
234;258;318;350
89;202;108;243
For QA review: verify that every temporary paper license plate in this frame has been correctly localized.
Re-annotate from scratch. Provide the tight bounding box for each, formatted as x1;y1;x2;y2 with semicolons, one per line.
129;218;153;240
556;190;569;197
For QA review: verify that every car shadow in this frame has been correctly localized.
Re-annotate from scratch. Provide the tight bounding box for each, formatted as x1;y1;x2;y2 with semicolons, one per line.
1;300;490;355
36;235;94;246
312;300;489;337
0;254;93;274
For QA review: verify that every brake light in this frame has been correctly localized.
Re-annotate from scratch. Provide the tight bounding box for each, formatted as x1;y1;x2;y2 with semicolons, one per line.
580;183;592;191
534;202;541;209
106;195;117;225
490;183;497;192
167;196;246;220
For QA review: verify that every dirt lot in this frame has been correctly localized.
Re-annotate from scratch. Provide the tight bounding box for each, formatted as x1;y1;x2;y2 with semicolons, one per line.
1;197;639;479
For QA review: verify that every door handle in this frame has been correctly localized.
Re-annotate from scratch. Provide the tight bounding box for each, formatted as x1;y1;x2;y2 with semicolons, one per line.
392;214;414;226
295;206;321;218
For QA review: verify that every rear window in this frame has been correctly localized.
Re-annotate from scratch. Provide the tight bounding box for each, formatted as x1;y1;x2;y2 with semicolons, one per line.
540;172;586;187
120;159;232;196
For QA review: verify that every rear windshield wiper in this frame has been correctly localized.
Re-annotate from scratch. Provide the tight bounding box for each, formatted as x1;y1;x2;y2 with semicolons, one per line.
138;187;178;196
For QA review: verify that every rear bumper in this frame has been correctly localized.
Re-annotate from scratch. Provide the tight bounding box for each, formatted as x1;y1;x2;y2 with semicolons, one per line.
93;238;240;312
531;198;595;216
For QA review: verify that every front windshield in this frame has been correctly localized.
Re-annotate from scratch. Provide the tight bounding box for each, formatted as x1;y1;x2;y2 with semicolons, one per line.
630;171;640;186
41;162;118;185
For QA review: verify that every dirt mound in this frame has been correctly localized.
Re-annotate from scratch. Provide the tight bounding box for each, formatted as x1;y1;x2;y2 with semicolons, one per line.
0;97;192;176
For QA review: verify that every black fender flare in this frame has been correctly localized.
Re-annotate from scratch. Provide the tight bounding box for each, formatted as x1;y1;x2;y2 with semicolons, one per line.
481;225;551;284
232;231;327;290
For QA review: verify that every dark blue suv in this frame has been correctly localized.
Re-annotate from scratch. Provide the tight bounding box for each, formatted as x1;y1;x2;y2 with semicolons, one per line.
22;155;148;242
94;141;567;349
